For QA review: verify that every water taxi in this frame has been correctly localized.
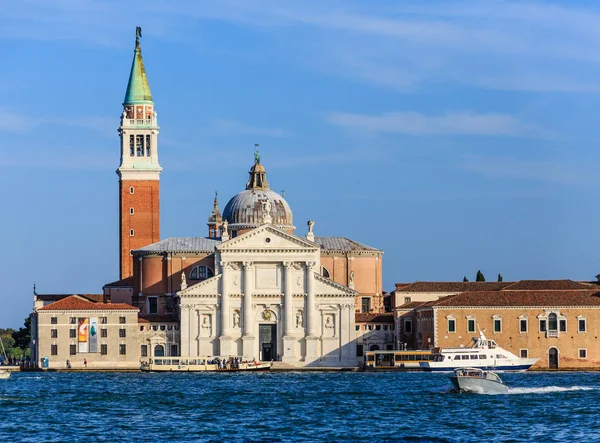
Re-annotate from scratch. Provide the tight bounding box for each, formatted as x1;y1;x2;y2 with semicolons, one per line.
141;357;272;372
420;331;538;372
364;350;433;369
449;367;508;394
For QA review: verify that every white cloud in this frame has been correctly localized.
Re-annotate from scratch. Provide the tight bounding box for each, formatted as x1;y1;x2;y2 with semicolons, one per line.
3;1;600;92
0;109;28;132
326;111;543;137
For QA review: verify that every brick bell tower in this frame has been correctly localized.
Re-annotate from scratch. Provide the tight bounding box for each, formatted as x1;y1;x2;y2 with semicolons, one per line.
117;27;161;279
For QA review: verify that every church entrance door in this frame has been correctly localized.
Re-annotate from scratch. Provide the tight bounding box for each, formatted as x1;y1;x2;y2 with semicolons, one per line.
259;324;277;361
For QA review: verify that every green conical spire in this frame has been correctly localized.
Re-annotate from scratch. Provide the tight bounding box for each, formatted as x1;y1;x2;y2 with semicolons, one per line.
123;27;153;105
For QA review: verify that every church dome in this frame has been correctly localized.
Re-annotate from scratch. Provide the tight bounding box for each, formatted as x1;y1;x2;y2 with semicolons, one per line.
222;156;294;233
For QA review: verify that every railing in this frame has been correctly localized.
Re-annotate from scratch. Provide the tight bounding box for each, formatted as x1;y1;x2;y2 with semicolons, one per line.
123;119;155;126
546;330;559;338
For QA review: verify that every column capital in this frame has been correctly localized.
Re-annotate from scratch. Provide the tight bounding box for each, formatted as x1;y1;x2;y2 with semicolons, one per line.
220;261;230;270
243;261;254;270
306;261;317;270
283;261;295;270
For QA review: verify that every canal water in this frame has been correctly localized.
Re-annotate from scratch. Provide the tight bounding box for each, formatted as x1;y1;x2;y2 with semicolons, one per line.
1;371;599;441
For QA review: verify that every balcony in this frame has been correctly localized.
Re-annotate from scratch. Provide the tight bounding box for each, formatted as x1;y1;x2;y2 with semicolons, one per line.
546;330;559;338
122;118;156;128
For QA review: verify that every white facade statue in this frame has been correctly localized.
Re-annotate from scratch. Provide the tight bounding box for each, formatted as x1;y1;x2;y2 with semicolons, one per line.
202;315;211;329
296;310;303;328
349;271;355;285
325;315;334;329
181;272;187;290
233;310;240;328
308;220;314;233
261;200;273;224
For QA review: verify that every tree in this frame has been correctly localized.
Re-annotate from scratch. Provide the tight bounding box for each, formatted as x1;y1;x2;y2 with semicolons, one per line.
476;270;485;282
498;273;503;282
463;276;469;282
12;317;31;351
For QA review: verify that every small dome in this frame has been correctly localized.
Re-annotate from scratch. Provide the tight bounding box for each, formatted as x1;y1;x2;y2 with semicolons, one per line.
223;189;294;231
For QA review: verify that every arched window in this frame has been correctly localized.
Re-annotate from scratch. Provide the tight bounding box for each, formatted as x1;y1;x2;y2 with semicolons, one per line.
154;345;164;357
190;265;215;280
321;266;330;278
370;345;380;351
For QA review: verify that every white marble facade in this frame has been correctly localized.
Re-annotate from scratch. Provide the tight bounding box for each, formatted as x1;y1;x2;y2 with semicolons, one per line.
177;225;357;367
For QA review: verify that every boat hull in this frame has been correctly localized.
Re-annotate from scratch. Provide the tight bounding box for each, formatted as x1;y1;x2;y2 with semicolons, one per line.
450;376;508;394
421;358;538;372
0;371;10;379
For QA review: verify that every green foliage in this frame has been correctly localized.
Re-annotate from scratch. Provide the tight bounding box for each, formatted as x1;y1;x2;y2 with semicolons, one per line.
476;270;485;282
463;276;469;282
498;273;503;282
12;317;31;351
0;318;31;359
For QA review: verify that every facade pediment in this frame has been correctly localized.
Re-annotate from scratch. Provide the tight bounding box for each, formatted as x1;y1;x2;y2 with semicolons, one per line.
314;273;358;297
218;224;319;252
178;275;220;297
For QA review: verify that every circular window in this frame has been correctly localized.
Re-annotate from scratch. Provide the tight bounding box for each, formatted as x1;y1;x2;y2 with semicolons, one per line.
265;237;271;243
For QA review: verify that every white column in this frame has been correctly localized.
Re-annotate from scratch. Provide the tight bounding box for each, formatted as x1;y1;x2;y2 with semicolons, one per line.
180;305;190;356
306;261;317;337
220;261;230;337
283;262;294;336
242;261;254;336
219;261;232;356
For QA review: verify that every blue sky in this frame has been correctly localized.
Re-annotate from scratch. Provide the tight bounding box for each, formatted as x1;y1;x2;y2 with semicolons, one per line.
2;0;600;328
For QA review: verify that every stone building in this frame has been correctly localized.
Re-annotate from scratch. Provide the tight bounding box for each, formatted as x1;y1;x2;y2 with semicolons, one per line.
397;280;600;369
30;295;141;369
392;281;512;349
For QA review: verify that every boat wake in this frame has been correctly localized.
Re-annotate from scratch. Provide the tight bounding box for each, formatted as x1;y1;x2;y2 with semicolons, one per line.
507;386;596;395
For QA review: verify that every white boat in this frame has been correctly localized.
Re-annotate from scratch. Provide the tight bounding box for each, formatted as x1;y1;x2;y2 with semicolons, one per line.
141;357;272;372
449;367;508;394
420;331;539;372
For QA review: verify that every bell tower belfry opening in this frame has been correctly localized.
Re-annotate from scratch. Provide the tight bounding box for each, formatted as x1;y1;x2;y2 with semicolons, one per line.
117;27;162;279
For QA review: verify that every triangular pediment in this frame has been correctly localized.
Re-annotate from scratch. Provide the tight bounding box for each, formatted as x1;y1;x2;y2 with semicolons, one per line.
178;275;220;297
314;273;358;296
218;224;319;252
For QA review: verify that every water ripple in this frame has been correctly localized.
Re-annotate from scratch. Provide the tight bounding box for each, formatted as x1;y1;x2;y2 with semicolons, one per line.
1;371;600;441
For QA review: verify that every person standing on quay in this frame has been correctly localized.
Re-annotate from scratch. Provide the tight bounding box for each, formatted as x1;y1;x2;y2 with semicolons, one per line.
84;358;87;369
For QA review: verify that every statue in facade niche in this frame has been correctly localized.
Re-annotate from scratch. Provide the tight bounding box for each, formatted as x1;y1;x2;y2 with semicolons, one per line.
233;311;240;328
296;311;303;328
325;315;334;329
201;316;210;328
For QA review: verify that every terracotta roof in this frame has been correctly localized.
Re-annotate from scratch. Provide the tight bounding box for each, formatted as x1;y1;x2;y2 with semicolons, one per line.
397;282;511;293
430;290;600;307
36;293;104;303
103;276;134;288
501;280;593;291
396;301;429;310
355;313;394;323
39;295;138;311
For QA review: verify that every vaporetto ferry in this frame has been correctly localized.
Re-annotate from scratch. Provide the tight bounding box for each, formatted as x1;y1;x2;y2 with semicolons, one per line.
419;331;539;372
141;357;272;372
